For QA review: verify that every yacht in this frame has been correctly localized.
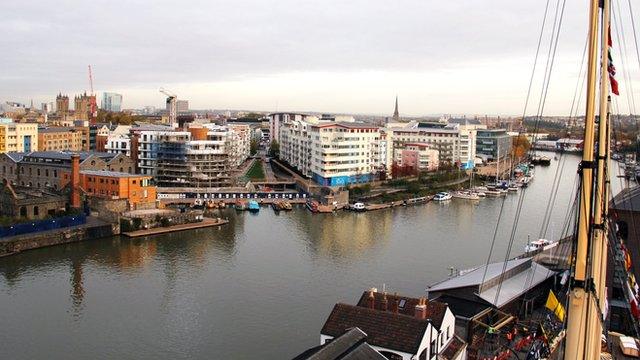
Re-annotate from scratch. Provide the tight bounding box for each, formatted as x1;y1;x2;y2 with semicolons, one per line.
352;202;366;212
433;192;452;201
452;190;480;200
524;238;553;253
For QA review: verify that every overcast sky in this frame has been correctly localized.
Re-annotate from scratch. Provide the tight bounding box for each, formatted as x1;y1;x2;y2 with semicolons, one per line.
1;0;638;116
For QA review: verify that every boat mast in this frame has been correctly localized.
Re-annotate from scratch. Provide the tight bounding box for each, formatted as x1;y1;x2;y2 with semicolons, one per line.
587;0;611;356
564;0;601;358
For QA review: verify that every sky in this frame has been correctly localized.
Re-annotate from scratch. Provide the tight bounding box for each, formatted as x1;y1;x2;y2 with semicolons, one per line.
1;0;639;116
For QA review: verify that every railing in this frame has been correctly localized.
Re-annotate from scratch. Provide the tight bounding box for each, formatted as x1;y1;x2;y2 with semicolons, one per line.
0;214;87;238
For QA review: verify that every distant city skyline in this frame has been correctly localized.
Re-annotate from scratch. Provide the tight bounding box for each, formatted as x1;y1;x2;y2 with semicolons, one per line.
1;0;639;115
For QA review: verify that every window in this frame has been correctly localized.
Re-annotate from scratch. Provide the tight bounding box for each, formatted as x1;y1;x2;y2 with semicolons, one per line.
33;206;39;216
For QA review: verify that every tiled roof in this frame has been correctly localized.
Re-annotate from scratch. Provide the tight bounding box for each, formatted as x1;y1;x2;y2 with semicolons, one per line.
321;303;429;354
293;327;387;360
23;151;118;162
355;291;448;330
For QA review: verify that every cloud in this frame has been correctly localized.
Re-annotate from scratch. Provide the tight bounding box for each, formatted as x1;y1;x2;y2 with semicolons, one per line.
0;0;637;115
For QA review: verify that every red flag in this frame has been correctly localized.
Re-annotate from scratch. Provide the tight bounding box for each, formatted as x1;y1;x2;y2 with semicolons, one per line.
608;25;612;47
610;75;620;95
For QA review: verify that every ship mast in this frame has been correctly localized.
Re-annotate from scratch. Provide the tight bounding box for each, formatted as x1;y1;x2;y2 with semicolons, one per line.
564;0;610;358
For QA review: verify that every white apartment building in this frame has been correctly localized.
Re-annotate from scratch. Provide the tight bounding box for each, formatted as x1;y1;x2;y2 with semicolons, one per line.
105;134;131;156
386;121;477;169
309;122;381;187
268;112;310;144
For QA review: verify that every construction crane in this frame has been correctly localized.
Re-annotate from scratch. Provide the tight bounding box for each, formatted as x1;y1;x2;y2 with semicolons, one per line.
159;87;177;126
87;65;97;122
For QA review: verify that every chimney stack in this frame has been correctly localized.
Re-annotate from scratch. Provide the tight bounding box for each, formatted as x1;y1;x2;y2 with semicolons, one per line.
391;292;399;314
380;292;388;312
415;298;427;320
366;289;375;310
70;154;81;208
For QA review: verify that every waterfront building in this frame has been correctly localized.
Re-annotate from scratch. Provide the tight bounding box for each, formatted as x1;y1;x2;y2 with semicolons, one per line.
320;289;466;360
475;129;512;161
308;121;382;186
56;94;69;114
0;151;135;190
101;92;123;112
387;122;464;167
428;258;555;344
0;183;69;220
268;112;311;144
278;116;383;185
154;124;248;188
37;127;85;151
0;120;38;153
394;143;439;173
60;170;156;208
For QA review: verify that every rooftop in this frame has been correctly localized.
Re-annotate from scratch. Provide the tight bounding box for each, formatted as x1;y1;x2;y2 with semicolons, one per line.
293;327;387;360
611;187;640;212
313;122;379;130
80;170;149;178
321;303;430;354
355;291;448;330
23;151;119;162
429;258;555;308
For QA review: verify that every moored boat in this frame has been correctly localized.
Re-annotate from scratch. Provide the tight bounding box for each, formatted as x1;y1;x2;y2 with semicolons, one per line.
452;190;480;200
351;202;366;212
433;192;452;201
248;200;260;212
235;199;247;211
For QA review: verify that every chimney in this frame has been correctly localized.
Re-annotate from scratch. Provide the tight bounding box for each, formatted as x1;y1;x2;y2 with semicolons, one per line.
415;298;427;320
70;154;81;208
366;289;375;310
391;292;399;314
380;292;388;312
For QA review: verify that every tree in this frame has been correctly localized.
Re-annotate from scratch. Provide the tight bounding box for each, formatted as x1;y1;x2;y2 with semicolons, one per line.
511;135;531;159
250;138;259;155
269;140;280;158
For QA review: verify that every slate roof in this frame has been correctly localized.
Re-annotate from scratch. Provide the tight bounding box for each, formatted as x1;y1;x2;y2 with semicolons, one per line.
5;152;27;162
293;327;387;360
355;291;448;330
23;151;118;162
321;303;430;355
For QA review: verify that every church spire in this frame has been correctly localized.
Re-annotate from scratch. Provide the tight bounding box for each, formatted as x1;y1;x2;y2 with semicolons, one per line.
392;95;400;122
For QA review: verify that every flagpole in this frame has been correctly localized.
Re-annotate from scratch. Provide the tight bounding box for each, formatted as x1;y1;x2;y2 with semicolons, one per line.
564;0;600;358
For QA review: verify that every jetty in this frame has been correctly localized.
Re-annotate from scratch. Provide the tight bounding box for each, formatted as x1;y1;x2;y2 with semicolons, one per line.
122;217;229;238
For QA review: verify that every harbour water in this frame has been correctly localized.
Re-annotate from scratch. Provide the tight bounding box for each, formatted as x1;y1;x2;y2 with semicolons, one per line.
0;153;626;359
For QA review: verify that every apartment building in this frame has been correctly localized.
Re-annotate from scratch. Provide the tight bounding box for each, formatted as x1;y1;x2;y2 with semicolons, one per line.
387;121;477;168
268;112;310;144
37;127;85;151
309;122;381;186
394;143;439;172
0;119;38;153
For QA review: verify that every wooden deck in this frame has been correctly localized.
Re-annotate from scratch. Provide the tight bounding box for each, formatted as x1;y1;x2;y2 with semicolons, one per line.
122;218;229;238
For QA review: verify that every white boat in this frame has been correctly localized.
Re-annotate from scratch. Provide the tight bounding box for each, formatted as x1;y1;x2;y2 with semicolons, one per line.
484;189;503;197
508;183;519;192
452;190;480;200
524;238;553;253
433;192;452;201
352;202;366;212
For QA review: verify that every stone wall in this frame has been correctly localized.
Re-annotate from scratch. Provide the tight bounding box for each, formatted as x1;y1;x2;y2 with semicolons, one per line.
0;221;116;256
